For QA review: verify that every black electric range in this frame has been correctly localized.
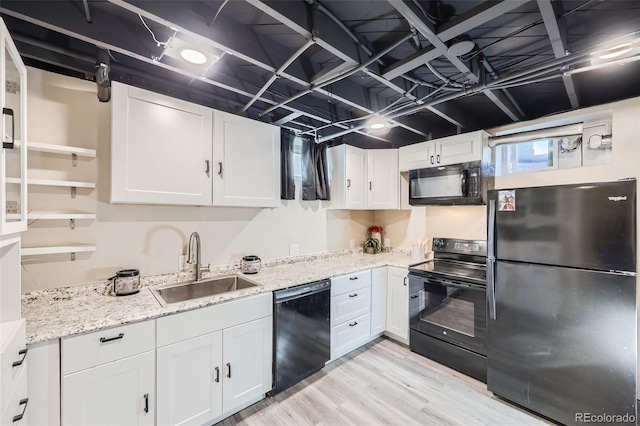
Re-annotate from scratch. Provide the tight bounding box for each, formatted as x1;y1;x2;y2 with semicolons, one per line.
408;238;488;382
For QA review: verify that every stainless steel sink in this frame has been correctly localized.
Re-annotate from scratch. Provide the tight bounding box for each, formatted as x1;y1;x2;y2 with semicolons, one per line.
150;275;259;305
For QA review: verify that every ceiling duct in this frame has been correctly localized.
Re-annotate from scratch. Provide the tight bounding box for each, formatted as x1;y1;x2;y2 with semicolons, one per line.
488;123;583;147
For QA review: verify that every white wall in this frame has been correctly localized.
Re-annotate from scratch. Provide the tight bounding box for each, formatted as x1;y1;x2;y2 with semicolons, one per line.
21;68;373;291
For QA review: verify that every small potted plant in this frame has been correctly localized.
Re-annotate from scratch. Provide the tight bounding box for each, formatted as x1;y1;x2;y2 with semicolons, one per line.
363;237;381;254
367;225;384;249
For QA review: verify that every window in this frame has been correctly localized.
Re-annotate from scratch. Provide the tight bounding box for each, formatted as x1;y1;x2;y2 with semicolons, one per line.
495;139;558;176
292;136;303;180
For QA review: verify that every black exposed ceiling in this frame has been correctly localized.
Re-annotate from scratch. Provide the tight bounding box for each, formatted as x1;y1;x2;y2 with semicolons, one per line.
2;0;640;148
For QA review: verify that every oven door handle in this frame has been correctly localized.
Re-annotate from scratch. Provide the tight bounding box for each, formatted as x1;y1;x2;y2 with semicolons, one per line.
433;279;485;292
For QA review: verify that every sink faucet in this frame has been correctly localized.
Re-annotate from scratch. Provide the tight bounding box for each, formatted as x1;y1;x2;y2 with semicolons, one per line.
187;232;210;281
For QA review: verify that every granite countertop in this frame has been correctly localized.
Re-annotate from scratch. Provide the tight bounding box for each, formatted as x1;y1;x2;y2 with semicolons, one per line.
22;251;421;345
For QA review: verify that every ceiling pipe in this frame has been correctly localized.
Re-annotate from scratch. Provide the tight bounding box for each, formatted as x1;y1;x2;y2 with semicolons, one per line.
426;61;463;88
82;0;92;23
316;46;601;142
260;33;413;116
481;58;525;118
311;0;384;67
241;38;315;112
488;123;583;147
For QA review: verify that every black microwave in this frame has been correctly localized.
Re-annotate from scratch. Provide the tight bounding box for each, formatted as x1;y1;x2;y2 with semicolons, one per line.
408;161;494;206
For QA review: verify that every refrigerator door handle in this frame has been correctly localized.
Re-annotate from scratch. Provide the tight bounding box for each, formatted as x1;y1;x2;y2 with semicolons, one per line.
487;258;496;320
487;199;496;259
487;198;497;320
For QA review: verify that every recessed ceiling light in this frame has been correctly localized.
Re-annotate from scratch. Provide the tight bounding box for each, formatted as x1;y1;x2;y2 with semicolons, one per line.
371;122;386;130
599;43;633;60
180;48;208;65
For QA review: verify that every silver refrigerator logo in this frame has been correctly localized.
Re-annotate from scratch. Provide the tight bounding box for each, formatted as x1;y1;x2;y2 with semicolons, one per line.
608;196;628;201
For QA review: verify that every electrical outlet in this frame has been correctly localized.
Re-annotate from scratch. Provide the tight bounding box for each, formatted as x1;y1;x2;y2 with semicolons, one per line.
289;243;300;256
178;255;187;271
384;238;391;248
349;239;355;249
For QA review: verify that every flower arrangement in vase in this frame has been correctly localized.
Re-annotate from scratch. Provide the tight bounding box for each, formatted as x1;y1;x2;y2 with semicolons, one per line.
364;225;384;254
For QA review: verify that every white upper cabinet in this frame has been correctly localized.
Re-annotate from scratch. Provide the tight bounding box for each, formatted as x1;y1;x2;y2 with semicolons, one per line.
212;110;280;208
111;82;213;206
0;19;27;235
111;83;280;208
367;149;399;210
328;145;398;210
398;130;488;171
398;141;436;172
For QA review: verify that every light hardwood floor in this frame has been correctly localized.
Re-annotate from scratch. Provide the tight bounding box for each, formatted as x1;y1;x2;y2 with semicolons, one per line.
220;337;549;426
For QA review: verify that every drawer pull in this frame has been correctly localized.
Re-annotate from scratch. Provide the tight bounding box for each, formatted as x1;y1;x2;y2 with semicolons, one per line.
349;293;358;298
12;349;28;367
143;393;149;413
411;295;419;299
99;333;124;343
349;321;358;327
227;362;232;378
12;398;28;422
349;276;358;281
215;366;220;383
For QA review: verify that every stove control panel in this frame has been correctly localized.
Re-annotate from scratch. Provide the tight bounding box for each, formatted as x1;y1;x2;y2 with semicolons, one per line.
432;238;487;256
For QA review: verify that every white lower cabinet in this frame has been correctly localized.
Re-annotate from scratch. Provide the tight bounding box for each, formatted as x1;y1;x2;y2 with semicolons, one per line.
385;266;409;343
157;332;223;426
370;267;387;336
62;350;155;426
330;270;372;360
61;321;156;426
26;340;60;426
156;293;272;426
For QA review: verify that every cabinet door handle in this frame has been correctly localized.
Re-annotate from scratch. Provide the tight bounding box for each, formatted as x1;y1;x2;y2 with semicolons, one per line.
436;154;440;163
12;398;28;422
430;155;434;164
205;160;210;176
215;366;220;383
349;276;358;280
143;393;149;413
411;294;419;299
349;293;358;298
226;362;231;378
12;349;27;367
404;277;407;286
3;108;14;149
347;178;351;188
349;321;358;327
99;333;124;343
218;162;223;177
369;182;372;191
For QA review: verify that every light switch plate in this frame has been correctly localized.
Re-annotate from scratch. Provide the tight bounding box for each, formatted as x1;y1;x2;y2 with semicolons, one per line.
384;238;391;248
349;239;355;249
289;243;300;256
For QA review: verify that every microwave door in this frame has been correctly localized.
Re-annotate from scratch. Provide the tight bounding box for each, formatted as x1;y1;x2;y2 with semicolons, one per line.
411;174;464;199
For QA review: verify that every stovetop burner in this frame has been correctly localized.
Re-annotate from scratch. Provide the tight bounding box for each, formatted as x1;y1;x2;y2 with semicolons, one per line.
409;237;487;284
410;259;486;283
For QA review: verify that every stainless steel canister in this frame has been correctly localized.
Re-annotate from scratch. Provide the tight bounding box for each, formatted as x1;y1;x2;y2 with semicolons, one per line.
110;269;141;296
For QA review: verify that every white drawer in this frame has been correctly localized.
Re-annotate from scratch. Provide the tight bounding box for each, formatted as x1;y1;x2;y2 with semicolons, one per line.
331;286;370;326
1;364;27;426
62;320;155;375
0;320;27;414
330;313;371;360
331;270;371;297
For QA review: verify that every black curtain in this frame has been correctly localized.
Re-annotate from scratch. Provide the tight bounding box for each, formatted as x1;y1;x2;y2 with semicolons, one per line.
301;138;330;201
280;130;295;200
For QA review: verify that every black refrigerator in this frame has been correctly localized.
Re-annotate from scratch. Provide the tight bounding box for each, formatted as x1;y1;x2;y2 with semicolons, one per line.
487;180;637;426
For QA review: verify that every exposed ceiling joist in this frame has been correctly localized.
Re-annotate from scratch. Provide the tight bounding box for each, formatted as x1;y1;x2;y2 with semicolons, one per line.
244;0;438;134
537;0;580;109
382;0;530;80
387;0;524;122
